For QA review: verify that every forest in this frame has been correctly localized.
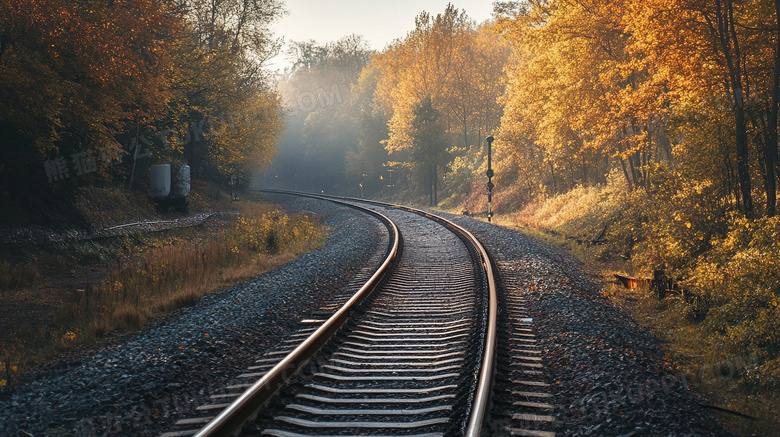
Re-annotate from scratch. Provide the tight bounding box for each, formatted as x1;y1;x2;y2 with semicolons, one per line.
1;0;779;424
263;0;780;417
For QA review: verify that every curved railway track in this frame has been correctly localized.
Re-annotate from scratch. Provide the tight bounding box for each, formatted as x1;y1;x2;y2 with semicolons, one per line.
162;193;498;436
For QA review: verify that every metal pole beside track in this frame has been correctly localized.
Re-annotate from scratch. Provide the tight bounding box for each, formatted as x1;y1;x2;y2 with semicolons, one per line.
486;135;495;223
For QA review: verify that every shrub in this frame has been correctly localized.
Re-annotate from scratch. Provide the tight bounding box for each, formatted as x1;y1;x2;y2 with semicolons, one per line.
513;174;780;388
690;216;780;386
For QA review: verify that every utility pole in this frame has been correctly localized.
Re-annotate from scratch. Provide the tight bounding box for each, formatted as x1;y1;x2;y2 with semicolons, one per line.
486;135;495;222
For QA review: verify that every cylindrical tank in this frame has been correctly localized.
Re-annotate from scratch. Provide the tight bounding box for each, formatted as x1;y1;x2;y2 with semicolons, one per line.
172;165;191;197
148;164;171;199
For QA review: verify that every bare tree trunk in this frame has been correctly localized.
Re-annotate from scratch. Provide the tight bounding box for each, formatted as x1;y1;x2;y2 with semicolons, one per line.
768;0;780;216
582;155;589;184
429;164;434;206
706;0;754;217
620;158;634;191
628;153;641;189
208;0;217;52
752;110;776;217
128;120;140;194
463;116;468;149
724;144;740;209
232;0;248;51
733;93;754;217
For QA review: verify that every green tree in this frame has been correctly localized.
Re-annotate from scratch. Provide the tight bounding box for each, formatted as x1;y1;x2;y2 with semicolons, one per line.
412;97;449;205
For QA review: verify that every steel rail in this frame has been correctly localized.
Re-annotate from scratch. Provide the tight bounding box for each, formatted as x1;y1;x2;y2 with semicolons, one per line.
259;190;498;436
194;196;399;437
445;213;497;437
376;204;496;437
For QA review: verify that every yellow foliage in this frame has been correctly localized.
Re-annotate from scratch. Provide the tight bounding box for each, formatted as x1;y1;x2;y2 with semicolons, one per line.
368;6;508;155
517;178;780;388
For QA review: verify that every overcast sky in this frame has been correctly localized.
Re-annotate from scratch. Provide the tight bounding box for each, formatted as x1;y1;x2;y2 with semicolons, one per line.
267;0;496;71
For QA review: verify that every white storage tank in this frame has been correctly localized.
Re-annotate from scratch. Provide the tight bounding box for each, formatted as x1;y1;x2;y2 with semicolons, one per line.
148;164;171;199
172;165;191;197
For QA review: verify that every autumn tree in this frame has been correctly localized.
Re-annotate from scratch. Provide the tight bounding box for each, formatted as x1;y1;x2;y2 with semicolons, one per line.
0;0;285;223
0;0;177;220
345;60;390;198
153;0;284;187
625;0;779;217
496;0;671;200
368;5;508;202
380;5;470;156
495;0;778;221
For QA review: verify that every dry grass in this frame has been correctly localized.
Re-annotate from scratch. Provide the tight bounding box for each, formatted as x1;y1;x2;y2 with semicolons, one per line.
61;201;323;343
0;260;39;292
0;201;325;386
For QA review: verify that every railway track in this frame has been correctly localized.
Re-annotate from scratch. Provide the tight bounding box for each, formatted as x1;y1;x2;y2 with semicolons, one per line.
161;193;554;436
244;200;492;437
488;260;556;436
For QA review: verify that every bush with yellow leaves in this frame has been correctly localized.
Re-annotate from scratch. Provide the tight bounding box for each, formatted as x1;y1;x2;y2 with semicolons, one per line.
690;216;780;386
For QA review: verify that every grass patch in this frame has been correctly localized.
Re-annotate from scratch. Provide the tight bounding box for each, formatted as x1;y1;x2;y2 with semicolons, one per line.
0;201;325;387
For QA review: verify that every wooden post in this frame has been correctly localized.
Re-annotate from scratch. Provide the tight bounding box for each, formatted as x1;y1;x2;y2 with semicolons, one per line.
653;269;667;299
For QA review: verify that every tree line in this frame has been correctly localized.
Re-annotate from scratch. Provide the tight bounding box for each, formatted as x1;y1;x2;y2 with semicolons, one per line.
262;5;509;206
7;0;777;228
267;0;777;224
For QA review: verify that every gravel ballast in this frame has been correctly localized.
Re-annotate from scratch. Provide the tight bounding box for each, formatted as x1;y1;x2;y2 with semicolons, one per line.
0;195;388;437
0;196;733;436
440;212;732;436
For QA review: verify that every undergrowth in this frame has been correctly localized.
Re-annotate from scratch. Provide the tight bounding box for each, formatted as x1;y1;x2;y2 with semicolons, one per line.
0;202;325;387
501;173;780;436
